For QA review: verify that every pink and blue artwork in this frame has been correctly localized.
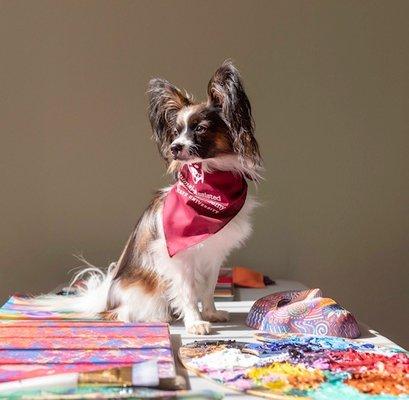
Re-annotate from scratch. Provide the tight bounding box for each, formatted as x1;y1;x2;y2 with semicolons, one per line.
0;294;176;382
246;288;360;338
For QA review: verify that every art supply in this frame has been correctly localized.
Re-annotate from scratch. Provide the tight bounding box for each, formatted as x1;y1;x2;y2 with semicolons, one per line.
12;388;223;400
0;360;159;394
0;322;175;383
0;295;177;388
179;336;409;399
214;267;235;301
246;289;360;338
213;267;275;301
232;266;266;288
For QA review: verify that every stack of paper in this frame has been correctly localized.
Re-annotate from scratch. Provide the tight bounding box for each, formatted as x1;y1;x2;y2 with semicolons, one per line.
213;267;235;301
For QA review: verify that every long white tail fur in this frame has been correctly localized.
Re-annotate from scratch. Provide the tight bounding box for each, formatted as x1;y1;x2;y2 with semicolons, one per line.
35;259;116;317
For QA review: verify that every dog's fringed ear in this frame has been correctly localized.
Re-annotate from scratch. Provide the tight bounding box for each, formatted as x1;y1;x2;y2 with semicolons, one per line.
207;61;262;171
148;78;192;158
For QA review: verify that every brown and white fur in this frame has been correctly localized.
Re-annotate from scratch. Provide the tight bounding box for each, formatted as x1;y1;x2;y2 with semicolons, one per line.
38;61;262;335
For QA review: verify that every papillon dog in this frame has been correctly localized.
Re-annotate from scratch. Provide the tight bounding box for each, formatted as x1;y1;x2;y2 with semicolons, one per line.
40;60;262;335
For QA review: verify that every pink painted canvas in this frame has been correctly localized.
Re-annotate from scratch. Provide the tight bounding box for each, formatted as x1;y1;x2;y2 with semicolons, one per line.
0;294;176;382
0;295;97;320
0;323;170;338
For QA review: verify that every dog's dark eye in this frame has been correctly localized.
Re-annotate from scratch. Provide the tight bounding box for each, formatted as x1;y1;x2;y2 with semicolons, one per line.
173;128;180;136
195;125;206;134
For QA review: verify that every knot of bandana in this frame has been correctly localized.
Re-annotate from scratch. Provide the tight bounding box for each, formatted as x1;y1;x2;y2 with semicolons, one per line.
163;163;248;257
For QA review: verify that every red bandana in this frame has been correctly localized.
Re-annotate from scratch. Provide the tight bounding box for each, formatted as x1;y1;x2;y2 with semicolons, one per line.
163;163;248;257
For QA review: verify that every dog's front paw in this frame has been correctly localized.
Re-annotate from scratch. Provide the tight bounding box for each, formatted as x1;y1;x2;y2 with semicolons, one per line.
186;320;212;335
202;309;230;322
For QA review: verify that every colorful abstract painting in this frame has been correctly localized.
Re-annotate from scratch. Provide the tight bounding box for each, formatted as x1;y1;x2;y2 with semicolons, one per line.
0;295;176;383
0;322;170;338
0;295;97;320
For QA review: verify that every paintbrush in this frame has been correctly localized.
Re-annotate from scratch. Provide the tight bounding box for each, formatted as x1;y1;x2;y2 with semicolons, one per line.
0;360;159;394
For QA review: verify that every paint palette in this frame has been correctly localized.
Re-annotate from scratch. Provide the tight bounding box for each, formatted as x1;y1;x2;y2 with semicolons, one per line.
179;336;409;399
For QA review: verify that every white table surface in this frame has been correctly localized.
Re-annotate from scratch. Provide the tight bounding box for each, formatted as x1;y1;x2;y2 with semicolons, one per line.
169;279;402;398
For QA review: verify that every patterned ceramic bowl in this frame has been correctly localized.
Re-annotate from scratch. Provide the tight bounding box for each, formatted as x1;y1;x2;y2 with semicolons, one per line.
246;288;360;338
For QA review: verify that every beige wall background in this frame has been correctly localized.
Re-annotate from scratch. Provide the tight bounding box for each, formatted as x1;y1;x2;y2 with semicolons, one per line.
0;1;408;347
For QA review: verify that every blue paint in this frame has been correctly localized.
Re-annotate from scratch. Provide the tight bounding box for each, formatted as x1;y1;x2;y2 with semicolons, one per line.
245;335;376;356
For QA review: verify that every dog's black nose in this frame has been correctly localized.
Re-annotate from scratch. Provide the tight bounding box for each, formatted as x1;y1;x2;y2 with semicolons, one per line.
171;143;184;157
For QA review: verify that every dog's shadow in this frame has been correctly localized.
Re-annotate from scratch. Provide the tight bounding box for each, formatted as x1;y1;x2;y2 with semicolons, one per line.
170;312;252;333
211;312;252;333
171;313;377;337
212;317;377;339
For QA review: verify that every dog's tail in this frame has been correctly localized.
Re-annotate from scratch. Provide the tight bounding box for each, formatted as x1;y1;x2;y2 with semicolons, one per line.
34;258;116;318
